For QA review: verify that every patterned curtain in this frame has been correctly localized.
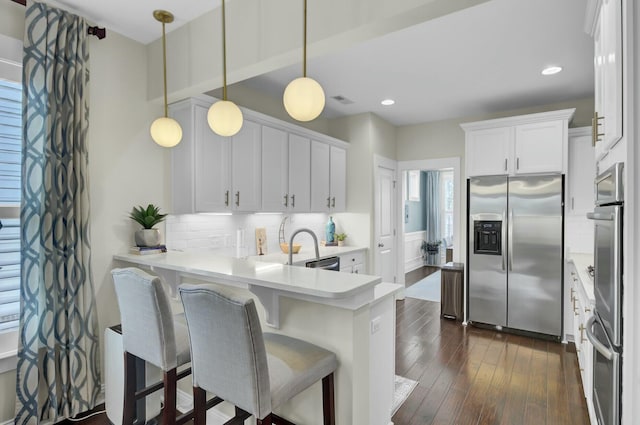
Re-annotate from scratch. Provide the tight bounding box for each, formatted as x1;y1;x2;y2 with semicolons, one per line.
15;2;101;424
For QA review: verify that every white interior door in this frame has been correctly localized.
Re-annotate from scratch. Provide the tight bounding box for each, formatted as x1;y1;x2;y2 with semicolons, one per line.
374;156;397;283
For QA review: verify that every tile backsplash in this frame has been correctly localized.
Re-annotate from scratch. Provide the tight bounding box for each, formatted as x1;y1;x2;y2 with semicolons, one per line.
565;215;594;254
166;213;342;257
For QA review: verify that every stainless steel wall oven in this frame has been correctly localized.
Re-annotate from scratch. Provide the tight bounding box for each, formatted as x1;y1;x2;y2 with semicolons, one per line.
586;162;624;425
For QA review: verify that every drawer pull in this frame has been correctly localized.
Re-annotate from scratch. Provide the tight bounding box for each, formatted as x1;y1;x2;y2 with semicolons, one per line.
579;324;587;343
283;194;288;207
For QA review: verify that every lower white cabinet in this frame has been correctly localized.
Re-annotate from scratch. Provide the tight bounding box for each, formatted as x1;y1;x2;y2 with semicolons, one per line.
567;260;597;425
340;250;366;274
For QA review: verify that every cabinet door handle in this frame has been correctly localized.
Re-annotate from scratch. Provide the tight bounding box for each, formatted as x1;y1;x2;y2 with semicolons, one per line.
378;243;384;248
225;190;229;206
571;197;575;210
504;158;507;172
283;194;288;207
327;197;331;208
579;324;586;343
516;157;520;170
291;194;295;208
573;297;579;316
235;191;240;207
331;197;336;208
592;112;605;146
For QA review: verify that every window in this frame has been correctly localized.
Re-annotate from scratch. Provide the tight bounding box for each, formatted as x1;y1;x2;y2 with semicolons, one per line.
440;170;454;241
407;170;420;201
0;79;21;332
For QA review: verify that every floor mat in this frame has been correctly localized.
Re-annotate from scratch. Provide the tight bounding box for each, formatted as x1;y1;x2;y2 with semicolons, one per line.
404;270;441;302
392;375;419;416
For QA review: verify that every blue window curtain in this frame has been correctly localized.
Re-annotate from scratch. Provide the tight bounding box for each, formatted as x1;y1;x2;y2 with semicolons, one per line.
15;2;101;424
425;171;441;239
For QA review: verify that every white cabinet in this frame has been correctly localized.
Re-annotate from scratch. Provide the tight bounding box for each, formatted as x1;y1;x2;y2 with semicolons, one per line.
261;129;312;212
462;109;574;177
339;250;366;274
589;0;622;158
311;141;346;212
567;261;597;425
261;126;289;212
514;120;564;174
196;119;261;212
567;127;596;216
231;120;262;212
171;95;347;214
288;134;312;212
465;127;511;176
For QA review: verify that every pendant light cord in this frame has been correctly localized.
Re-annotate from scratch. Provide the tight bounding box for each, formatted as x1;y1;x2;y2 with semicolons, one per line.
162;20;168;117
222;0;228;101
303;0;307;78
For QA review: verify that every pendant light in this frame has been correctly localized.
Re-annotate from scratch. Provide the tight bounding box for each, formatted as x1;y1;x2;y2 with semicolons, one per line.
207;0;243;137
283;0;325;122
150;10;183;148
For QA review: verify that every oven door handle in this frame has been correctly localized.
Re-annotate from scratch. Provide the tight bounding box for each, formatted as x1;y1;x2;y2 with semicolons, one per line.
585;315;614;361
587;211;614;221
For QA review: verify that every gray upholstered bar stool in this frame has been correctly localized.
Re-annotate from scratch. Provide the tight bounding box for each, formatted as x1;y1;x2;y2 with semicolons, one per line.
179;283;338;425
112;267;193;425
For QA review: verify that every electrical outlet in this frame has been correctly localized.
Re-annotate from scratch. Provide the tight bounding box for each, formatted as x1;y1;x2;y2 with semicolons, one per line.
371;317;381;334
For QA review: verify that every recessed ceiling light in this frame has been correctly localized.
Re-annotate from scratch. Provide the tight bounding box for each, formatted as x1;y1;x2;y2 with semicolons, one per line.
381;99;395;106
541;66;563;76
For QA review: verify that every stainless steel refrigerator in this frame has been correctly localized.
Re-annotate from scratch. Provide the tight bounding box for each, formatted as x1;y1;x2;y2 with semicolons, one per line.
468;174;563;337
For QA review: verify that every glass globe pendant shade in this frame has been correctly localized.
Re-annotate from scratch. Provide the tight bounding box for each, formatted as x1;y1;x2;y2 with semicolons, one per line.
283;77;325;122
150;116;183;147
207;100;243;137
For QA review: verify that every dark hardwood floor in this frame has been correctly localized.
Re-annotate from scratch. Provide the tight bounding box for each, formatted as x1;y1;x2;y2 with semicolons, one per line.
405;265;441;287
70;266;590;425
393;268;590;425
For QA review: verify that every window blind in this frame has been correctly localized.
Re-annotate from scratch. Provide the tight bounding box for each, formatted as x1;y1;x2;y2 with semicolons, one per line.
0;80;22;331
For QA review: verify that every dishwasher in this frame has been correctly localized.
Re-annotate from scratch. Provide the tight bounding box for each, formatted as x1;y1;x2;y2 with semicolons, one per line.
305;256;340;271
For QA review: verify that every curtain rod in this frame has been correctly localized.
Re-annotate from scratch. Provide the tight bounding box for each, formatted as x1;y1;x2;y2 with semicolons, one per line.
10;0;106;39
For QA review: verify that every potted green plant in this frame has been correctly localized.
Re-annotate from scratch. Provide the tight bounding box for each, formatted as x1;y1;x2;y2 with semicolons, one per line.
129;204;167;247
420;240;441;265
335;233;347;247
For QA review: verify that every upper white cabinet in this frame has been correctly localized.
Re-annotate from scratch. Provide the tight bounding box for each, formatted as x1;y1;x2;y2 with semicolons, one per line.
567;127;596;216
288;134;312;212
170;95;347;214
261;129;312;212
586;0;622;159
311;141;346;212
462;109;575;177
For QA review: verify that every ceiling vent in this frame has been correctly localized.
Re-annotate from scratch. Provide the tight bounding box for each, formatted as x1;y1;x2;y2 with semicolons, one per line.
331;95;354;105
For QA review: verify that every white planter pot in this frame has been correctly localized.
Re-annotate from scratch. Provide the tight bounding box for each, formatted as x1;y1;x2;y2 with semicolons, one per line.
134;229;160;247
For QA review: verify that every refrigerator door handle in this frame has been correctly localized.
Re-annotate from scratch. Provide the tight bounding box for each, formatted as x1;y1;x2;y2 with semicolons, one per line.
501;209;507;271
585;315;614;361
508;208;513;271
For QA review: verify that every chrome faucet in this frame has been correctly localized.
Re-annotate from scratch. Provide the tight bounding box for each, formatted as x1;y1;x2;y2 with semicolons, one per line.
288;228;320;265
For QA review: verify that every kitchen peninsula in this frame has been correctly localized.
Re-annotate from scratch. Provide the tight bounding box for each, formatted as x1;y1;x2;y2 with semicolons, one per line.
113;251;401;425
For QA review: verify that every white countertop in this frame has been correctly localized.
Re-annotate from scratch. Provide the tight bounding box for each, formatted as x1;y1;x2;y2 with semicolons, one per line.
249;245;366;265
114;250;380;300
567;252;595;302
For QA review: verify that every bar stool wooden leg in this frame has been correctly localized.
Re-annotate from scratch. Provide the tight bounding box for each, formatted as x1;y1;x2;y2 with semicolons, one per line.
257;413;272;425
322;373;335;425
163;368;177;425
123;352;137;425
192;386;206;425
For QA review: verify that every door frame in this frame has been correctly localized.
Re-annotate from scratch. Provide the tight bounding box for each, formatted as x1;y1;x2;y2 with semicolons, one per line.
397;157;462;286
373;154;398;283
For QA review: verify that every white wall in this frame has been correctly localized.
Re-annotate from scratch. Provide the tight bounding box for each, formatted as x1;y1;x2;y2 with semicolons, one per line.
148;0;490;103
404;231;426;272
